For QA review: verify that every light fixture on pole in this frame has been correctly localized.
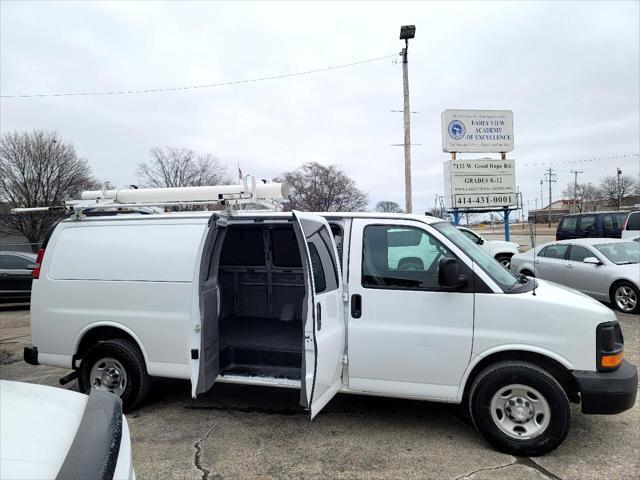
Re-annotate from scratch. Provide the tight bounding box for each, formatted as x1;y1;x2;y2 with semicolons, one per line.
400;25;416;213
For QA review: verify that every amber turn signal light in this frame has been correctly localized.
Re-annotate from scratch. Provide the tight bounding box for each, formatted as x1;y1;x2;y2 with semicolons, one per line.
600;351;624;369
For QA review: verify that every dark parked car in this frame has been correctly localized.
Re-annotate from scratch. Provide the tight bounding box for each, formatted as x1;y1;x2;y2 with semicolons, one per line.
0;251;36;301
556;211;629;240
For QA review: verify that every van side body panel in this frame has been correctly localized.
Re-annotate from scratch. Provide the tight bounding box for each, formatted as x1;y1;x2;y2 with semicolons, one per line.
461;280;615;400
31;218;208;379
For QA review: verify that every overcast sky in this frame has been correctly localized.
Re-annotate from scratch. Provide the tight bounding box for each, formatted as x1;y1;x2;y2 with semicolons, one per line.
1;0;639;214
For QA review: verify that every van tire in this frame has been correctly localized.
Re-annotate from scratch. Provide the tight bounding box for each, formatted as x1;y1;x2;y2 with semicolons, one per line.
78;338;150;412
521;269;534;277
468;360;570;456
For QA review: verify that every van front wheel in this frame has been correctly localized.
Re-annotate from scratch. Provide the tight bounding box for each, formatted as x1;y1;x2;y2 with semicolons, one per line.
468;361;570;456
78;338;150;412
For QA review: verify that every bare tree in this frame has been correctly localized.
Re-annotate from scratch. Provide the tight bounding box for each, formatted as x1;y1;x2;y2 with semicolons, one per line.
599;175;638;208
277;162;368;212
562;181;601;213
375;201;404;213
581;183;601;212
137;147;230;188
427;206;445;219
0;131;96;249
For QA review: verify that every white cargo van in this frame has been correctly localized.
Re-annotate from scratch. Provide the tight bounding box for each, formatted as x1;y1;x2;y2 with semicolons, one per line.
25;209;637;456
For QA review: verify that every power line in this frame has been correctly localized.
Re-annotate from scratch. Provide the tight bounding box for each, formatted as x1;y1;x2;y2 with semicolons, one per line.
0;54;398;99
518;153;639;168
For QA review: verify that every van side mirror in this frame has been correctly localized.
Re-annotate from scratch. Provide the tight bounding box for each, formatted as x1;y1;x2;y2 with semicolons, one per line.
438;257;468;290
477;237;484;245
583;257;601;265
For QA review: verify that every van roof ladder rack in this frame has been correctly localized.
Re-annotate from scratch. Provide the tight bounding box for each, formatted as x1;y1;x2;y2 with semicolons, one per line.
11;175;289;220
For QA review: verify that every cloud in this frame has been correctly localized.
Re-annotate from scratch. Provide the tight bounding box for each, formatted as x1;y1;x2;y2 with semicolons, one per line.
1;0;638;213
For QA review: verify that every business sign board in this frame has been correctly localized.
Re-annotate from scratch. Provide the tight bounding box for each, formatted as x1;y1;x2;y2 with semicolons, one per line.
444;159;517;209
442;109;514;153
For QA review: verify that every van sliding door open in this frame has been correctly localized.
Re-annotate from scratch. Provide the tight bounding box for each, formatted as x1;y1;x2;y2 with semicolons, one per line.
191;214;227;396
293;211;345;419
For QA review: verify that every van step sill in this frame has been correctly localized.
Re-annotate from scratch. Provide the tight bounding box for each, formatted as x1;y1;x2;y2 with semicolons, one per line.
217;374;301;389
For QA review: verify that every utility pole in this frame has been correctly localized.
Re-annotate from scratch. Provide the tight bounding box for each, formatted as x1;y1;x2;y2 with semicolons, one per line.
570;169;583;213
544;168;557;227
539;179;544;212
400;25;416;213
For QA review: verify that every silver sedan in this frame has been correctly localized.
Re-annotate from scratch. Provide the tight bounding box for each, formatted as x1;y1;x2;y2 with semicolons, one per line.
510;238;640;314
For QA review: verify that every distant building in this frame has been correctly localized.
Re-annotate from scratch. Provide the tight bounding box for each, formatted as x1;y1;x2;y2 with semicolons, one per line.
528;199;577;223
528;196;640;224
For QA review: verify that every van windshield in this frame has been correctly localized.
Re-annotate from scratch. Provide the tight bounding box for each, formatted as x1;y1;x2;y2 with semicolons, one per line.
432;222;519;291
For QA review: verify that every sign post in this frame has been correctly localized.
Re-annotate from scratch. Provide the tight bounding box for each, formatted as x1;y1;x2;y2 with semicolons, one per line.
441;109;517;241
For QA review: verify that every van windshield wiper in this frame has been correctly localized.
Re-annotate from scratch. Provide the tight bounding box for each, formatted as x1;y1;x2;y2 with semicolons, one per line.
507;273;529;292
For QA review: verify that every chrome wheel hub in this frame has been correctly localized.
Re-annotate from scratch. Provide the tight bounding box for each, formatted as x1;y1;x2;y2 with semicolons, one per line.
490;384;550;440
90;357;127;396
615;286;637;312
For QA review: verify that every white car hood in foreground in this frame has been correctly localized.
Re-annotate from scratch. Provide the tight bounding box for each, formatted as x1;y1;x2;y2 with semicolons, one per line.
0;381;87;480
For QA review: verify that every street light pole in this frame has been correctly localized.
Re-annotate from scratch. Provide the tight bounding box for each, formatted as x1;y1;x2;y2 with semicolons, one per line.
617;167;622;209
400;25;415;213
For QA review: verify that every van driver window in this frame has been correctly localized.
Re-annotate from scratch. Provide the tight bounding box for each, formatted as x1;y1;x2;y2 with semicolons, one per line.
361;225;454;290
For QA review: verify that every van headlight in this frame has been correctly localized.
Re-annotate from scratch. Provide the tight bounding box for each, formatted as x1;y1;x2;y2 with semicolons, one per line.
596;321;624;371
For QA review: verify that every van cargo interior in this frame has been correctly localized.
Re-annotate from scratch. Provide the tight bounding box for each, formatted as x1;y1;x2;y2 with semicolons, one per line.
217;224;304;380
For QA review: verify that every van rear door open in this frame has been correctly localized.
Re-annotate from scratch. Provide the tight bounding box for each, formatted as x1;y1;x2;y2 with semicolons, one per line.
293;211;345;419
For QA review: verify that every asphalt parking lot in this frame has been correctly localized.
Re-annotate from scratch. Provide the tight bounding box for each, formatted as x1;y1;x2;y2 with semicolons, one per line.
1;305;638;480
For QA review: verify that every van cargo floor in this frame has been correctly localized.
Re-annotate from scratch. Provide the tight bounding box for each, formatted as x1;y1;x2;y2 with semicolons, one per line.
219;316;302;380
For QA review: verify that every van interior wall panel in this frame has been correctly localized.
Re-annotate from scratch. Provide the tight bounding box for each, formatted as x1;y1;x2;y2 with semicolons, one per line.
217;225;304;381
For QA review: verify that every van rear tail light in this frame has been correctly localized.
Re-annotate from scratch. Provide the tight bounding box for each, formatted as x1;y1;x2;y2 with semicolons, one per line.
32;248;45;279
596;322;624;371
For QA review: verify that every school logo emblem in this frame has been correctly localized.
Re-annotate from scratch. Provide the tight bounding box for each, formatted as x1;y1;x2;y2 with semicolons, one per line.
448;120;466;140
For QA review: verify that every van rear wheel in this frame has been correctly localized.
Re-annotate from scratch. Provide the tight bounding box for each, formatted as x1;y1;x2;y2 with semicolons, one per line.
468;360;570;456
78;338;150;412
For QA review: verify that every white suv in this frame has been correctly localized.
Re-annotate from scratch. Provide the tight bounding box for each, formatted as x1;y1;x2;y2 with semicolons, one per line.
622;210;640;239
456;226;520;268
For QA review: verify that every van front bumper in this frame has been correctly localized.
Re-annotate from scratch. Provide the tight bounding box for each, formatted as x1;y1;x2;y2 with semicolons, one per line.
23;346;39;365
572;360;638;414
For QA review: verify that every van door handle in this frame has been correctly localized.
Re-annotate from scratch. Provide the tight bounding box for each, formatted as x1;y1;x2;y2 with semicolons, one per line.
316;303;322;331
351;294;362;318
